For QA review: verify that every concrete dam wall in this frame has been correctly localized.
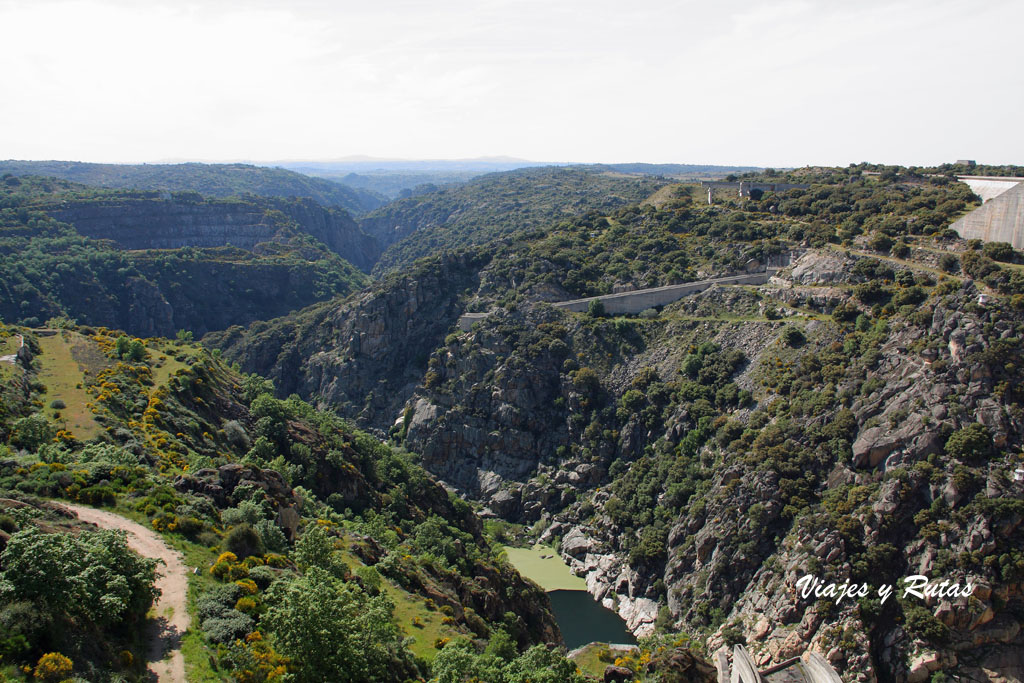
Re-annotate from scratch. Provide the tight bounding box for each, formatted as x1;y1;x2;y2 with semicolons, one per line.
551;272;774;314
957;175;1024;203
951;182;1024;249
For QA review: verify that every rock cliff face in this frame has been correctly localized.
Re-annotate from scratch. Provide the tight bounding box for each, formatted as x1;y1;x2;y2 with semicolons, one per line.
399;254;1024;678
209;240;1024;678
7;250;365;339
48;195;381;272
209;252;490;428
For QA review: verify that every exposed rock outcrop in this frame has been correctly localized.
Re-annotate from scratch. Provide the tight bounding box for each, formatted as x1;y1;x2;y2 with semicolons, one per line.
48;195;381;271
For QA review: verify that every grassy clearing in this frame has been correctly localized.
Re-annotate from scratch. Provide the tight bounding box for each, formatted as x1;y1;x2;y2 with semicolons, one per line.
384;580;463;662
180;544;227;683
0;361;17;386
569;642;636;678
147;341;195;390
34;330;103;440
334;541;463;661
570;642;609;677
0;331;19;356
503;544;586;591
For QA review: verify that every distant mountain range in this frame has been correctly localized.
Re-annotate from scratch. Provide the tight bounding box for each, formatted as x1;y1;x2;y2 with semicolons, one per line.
0;160;387;215
264;158;763;198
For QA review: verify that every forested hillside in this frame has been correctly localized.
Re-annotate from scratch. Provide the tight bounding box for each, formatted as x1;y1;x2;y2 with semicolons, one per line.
5;157;1024;680
0;176;372;336
0;161;386;215
361;166;669;273
0;322;577;681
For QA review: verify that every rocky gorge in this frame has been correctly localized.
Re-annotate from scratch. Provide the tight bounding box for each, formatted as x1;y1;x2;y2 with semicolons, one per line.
216;240;1024;680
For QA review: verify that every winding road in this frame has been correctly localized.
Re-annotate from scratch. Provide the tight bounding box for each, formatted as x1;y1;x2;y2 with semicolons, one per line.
62;504;190;683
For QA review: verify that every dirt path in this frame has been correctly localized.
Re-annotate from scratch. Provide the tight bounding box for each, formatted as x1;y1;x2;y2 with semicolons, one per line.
0;334;23;364
62;504;190;683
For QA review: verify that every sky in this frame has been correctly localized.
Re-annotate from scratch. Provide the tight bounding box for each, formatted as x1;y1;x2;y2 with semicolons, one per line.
1;0;1021;168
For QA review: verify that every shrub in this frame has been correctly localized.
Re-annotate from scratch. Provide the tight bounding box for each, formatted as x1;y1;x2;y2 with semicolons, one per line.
235;597;258;614
571;367;601;395
869;233;894;253
620;389;645;413
203;612;254;644
197;584;243;621
10;415;56;451
222;500;266;527
781;326;805;347
903;604;949;643
247;565;277;590
48;400;66;410
76;485;116;506
944;423;993;460
982;241;1015;262
34;652;73;682
225;524;265;560
223;420;250;449
255;519;288;554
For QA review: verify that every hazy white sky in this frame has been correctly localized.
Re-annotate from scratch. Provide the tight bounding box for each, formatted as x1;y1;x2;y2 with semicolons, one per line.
1;0;1021;167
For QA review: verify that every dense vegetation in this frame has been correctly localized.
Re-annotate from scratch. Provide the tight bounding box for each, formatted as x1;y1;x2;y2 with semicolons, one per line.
363;166;669;273
210;161;1024;678
0;322;572;681
3;157;1024;679
0;176;368;336
0;161;386;215
0;506;158;681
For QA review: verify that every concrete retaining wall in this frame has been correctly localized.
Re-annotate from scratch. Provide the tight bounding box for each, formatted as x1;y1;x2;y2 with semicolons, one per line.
951;182;1024;249
551;272;773;314
457;312;489;331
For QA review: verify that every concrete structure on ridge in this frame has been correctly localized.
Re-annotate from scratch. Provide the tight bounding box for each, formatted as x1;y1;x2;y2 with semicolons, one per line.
951;179;1024;249
551;272;775;315
701;180;810;204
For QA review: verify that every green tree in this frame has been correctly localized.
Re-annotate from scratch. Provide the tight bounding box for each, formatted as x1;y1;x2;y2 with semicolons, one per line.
503;645;587;683
293;524;335;573
113;335;131;359
262;567;414;682
0;527;157;627
430;641;491;683
9;414;56;451
242;373;275;403
944;423;993;460
127;338;146;362
620;389;645;414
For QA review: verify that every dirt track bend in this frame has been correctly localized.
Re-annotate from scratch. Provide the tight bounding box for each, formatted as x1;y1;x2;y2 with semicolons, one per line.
62;504;190;683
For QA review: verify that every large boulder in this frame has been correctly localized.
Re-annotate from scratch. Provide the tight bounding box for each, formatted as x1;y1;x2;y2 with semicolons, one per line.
603;665;634;683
